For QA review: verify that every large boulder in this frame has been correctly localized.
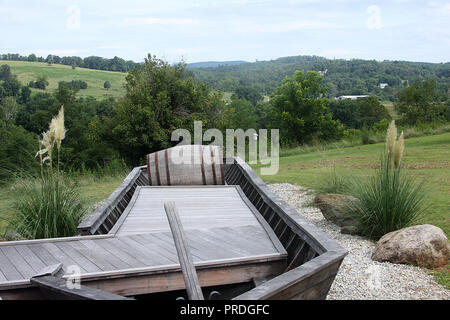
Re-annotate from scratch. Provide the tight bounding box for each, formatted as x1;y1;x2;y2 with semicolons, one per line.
372;224;450;268
314;193;361;231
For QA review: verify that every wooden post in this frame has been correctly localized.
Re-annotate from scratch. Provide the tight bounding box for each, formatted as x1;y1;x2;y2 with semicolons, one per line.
164;201;204;300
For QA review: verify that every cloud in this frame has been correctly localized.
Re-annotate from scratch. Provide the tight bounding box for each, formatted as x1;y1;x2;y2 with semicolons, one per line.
319;49;365;56
226;19;341;34
33;49;84;56
0;6;44;23
120;17;201;26
95;45;127;49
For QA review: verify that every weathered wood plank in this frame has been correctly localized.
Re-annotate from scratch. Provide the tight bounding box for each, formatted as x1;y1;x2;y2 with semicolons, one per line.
65;241;115;271
30;275;132;300
0;246;35;278
78;239;133;270
41;243;88;273
164;202;204;300
33;263;62;278
0;250;23;281
26;244;60;269
80;260;285;297
14;245;47;274
94;238;147;269
131;233;179;263
54;242;102;273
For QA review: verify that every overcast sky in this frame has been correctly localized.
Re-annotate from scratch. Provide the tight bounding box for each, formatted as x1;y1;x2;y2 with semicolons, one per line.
1;0;449;63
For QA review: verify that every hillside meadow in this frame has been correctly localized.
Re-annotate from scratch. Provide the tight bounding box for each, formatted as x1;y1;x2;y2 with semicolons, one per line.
1;60;127;99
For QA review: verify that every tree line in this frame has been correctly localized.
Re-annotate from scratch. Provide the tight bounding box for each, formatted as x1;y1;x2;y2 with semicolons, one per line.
0;53;137;73
189;55;450;102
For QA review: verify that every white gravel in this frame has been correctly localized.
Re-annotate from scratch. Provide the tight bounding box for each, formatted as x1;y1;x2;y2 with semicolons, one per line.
267;183;449;300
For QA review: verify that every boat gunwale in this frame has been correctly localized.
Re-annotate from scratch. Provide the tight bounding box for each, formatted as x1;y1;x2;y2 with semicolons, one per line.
77;165;146;235
0;252;285;291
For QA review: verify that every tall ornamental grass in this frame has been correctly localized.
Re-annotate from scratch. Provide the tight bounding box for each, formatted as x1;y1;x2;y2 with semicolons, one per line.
346;121;427;239
9;106;86;239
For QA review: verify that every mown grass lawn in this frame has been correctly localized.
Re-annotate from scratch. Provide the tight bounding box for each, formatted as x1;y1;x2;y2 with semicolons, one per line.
253;132;450;288
1;60;127;99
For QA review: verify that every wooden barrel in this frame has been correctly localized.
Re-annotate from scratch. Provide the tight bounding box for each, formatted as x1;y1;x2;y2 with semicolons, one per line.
146;145;224;186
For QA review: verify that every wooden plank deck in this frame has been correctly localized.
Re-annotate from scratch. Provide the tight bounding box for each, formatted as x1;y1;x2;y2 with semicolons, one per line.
0;186;287;298
112;186;267;235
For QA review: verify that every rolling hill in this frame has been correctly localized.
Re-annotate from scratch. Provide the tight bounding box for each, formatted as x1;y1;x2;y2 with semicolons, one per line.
1;60;127;99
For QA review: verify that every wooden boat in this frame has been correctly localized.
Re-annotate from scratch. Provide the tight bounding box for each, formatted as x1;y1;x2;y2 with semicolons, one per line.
0;147;347;300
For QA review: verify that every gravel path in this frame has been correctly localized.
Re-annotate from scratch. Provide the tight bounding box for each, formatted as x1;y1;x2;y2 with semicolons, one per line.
268;183;449;300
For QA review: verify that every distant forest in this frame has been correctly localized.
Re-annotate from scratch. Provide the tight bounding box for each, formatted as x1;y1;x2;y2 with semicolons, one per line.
0;53;137;73
1;53;449;101
188;56;450;101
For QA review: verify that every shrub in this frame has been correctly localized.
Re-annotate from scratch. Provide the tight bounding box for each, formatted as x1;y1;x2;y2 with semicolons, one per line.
9;106;86;238
360;126;375;145
346;121;427;239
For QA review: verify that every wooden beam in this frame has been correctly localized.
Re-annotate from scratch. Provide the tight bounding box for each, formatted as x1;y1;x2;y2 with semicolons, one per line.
164;201;204;300
33;263;62;278
30;275;133;300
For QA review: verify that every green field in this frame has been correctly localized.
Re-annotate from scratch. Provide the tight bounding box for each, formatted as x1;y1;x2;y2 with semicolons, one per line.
1;60;127;99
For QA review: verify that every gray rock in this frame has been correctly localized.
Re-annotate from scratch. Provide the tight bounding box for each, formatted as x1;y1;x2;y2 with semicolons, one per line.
314;193;360;228
372;224;450;268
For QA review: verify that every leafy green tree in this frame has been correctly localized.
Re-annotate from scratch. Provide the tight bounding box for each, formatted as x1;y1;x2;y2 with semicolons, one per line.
0;96;18;128
91;54;225;165
270;70;344;145
1;78;21;97
29;75;49;90
395;79;447;125
0;64;12;81
18;86;31;104
232;83;263;106
328;99;361;128
27;54;37;62
0;125;38;181
104;81;111;90
358;97;390;128
329;97;390;129
226;99;259;129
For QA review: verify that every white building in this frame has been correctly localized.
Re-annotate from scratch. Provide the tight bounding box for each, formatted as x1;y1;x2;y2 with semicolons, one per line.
335;95;369;100
379;83;389;89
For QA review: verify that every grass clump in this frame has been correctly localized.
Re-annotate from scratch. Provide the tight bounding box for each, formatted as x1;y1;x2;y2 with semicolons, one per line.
8;106;86;239
346;121;428;239
316;166;352;194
